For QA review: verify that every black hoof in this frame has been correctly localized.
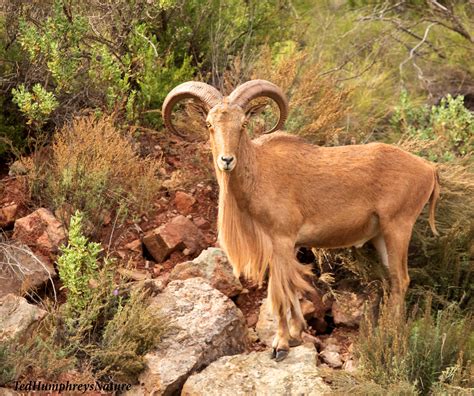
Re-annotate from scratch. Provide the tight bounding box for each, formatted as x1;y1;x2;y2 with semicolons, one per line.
275;349;289;362
270;348;277;359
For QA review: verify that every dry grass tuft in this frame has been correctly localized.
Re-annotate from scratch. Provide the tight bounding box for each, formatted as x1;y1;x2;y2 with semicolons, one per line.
172;47;354;146
90;287;165;383
25;115;161;233
358;298;473;394
250;46;354;145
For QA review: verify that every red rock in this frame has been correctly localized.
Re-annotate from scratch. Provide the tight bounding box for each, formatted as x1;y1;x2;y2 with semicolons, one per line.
0;204;19;229
125;239;142;252
142;215;206;263
309;287;332;320
193;216;210;230
12;208;66;264
173;191;196;215
246;312;258;327
301;299;316;319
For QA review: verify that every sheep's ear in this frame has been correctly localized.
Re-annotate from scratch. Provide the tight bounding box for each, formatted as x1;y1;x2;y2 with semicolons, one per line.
245;101;268;120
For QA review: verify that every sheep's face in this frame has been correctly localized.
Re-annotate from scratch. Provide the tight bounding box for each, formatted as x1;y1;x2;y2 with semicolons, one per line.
207;102;246;172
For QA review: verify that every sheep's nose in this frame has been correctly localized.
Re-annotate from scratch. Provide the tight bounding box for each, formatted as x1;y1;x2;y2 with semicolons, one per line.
220;156;234;165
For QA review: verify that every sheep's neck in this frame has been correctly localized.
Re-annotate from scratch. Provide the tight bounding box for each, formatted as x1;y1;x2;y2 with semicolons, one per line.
219;132;257;207
216;133;269;285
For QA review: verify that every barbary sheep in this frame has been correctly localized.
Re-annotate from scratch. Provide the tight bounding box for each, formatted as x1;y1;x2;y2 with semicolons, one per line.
162;79;439;361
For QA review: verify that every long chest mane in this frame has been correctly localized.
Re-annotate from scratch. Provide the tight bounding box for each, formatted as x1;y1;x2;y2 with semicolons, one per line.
216;167;272;285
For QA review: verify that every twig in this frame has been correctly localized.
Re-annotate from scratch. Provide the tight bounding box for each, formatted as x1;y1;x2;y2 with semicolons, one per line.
107;206;122;252
399;22;436;81
135;30;158;58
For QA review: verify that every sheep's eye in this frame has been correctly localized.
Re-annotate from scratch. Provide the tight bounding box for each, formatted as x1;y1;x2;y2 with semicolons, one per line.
206;122;212;129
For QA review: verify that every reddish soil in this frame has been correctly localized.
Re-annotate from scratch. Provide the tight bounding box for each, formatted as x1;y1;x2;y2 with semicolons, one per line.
95;130;219;275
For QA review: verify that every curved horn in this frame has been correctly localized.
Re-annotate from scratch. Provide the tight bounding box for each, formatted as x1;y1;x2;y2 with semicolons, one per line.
162;81;223;137
228;79;289;133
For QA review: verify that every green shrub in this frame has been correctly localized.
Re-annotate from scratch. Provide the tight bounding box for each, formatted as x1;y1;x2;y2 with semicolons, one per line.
392;91;474;161
127;23;195;126
7;0;196;130
57;211;163;382
57;210;102;326
11;84;59;130
5;212;164;383
0;343;16;385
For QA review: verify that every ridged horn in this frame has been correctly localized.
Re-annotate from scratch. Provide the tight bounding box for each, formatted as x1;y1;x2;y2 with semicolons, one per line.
228;79;288;133
162;81;223;137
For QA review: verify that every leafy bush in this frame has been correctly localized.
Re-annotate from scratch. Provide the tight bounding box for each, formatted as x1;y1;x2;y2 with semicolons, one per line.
57;211;102;325
4;212;164;383
11;84;59;129
25;115;161;233
392;91;474;161
355;300;473;395
4;0;196;132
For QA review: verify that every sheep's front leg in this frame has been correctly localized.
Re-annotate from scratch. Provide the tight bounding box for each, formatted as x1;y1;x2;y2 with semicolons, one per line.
267;245;292;362
268;238;314;361
270;304;290;362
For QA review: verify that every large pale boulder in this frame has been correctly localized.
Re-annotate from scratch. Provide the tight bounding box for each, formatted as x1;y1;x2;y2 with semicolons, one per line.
0;294;47;343
169;248;242;297
127;278;248;396
181;343;330;396
12;208;66;264
0;243;56;298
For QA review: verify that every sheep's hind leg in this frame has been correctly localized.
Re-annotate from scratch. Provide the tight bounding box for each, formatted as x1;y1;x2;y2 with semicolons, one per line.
373;222;412;314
